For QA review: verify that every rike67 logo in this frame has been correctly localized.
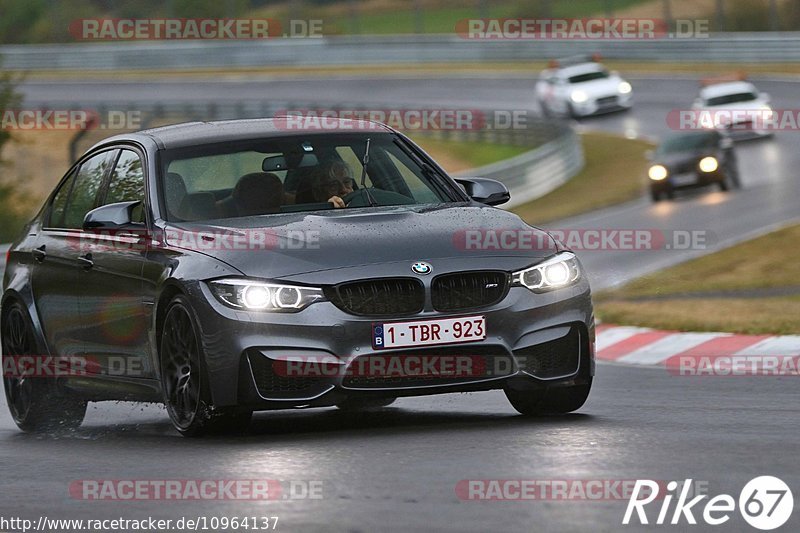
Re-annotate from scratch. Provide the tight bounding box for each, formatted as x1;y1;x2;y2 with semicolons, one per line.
624;476;793;530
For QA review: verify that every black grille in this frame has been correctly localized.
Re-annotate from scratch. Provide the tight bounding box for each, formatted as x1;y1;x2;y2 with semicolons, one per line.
326;278;424;316
343;345;514;389
247;351;324;397
432;271;509;312
514;327;581;379
596;95;618;107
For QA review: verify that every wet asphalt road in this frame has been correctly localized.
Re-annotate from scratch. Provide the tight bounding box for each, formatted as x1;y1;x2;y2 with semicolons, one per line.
1;74;798;532
1;363;798;533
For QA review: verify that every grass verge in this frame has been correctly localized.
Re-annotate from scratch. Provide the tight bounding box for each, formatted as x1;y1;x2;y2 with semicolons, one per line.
16;61;800;81
512;132;652;224
595;224;800;334
413;137;530;174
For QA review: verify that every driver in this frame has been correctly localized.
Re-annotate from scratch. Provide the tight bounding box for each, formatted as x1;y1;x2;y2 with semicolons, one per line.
313;161;356;208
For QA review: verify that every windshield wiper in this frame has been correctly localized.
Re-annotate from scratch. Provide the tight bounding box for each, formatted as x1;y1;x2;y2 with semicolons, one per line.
359;137;377;207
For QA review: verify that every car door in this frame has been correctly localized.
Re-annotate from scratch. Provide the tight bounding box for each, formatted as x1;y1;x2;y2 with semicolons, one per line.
30;150;116;358
75;147;154;379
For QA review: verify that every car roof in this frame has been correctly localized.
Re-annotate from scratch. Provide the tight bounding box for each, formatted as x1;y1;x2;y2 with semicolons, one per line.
88;117;395;152
700;81;757;99
559;62;605;78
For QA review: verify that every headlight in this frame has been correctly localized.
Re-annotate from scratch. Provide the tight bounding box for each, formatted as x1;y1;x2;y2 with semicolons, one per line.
209;278;325;312
618;81;632;94
512;252;581;293
570;90;588;103
648;165;668;181
698;156;718;173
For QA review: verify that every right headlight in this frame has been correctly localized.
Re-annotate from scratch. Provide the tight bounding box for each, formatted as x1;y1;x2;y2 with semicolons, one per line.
209;278;325;312
648;165;668;181
512;252;581;293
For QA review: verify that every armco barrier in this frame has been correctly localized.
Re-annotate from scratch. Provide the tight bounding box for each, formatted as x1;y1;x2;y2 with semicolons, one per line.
456;128;584;210
2;33;800;71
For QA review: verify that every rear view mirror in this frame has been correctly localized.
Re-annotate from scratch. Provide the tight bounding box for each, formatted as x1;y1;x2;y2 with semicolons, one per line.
262;155;288;172
455;177;511;206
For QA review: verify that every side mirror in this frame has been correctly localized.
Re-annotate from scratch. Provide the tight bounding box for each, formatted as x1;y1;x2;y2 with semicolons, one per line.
455;177;511;206
83;201;142;231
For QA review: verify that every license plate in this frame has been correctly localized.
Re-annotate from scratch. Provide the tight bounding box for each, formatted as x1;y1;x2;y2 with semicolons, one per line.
372;315;486;350
672;174;697;186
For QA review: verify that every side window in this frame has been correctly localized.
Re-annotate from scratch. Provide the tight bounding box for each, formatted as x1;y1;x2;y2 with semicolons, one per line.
62;151;116;229
104;149;145;223
47;168;77;228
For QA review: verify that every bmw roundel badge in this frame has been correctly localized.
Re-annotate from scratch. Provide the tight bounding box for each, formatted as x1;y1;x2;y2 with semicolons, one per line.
411;261;432;275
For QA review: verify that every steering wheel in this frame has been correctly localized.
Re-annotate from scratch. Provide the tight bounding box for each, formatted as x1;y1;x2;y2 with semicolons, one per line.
342;190;363;207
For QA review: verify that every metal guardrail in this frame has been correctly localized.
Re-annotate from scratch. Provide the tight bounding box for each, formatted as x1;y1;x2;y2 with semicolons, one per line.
3;33;800;70
456;128;584;210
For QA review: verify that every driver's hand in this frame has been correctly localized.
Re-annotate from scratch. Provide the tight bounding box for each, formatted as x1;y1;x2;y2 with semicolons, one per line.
328;195;346;208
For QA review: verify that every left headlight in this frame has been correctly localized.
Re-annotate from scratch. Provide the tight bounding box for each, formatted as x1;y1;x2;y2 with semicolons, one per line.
512;252;581;293
618;81;632;94
209;278;325;312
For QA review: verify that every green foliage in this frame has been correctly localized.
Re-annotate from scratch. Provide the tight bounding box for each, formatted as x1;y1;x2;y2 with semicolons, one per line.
0;56;29;242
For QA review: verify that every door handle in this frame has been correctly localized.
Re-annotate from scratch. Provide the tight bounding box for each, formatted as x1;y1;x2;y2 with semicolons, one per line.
78;253;94;270
32;245;46;262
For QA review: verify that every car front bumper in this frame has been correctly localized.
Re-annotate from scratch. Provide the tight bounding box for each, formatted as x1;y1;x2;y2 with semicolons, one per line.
185;278;595;410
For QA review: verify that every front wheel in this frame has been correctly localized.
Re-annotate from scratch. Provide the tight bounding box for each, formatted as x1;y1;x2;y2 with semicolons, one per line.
160;295;251;437
505;379;592;416
2;301;86;432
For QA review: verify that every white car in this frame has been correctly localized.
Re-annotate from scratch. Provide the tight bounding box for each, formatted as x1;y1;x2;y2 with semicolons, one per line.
692;79;774;138
536;57;633;118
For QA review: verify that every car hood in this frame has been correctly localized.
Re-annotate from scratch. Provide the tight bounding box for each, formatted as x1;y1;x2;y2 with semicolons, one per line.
570;77;622;97
165;204;559;280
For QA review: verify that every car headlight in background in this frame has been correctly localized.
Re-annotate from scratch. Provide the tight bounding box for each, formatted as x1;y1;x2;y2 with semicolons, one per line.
699;156;719;173
618;81;632;94
209;278;325;312
570;90;588;103
512;252;581;293
648;165;668;181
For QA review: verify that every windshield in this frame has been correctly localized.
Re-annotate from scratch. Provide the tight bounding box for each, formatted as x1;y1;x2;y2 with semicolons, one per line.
160;133;451;221
657;132;720;154
568;70;609;83
706;92;758;106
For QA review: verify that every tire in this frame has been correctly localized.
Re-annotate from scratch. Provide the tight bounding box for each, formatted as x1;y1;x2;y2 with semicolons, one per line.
336;397;396;411
718;179;729;192
159;295;252;437
726;162;742;189
650;189;661;202
2;301;87;432
538;99;551;118
505;378;592;416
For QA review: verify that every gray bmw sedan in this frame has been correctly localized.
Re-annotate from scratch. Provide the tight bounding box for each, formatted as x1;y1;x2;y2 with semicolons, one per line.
2;118;594;436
